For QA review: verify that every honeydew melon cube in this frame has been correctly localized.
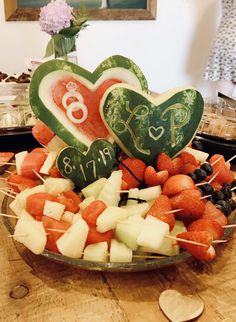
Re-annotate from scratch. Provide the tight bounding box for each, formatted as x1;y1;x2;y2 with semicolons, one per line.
138;186;162;201
96;206;129;233
126;188;139;205
137;215;169;250
109;239;132;263
56;217;89;258
72;213;82;224
44;177;75;195
79;197;95;210
115;216;144;251
46;135;67;153
61;211;74;224
97;170;122;206
43;200;66;220
183;147;209;163
83;242;108;262
15;151;28;175
15;185;47;209
9;198;23;217
14;215;46;255
139;220;187;256
121;203;150;218
81;178;107;199
39;151;58;175
19;209;34;220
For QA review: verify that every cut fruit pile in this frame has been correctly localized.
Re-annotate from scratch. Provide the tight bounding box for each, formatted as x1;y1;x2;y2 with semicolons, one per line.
1;144;235;263
0;56;235;265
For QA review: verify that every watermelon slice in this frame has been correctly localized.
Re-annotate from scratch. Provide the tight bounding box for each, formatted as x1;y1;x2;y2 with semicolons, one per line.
30;56;148;153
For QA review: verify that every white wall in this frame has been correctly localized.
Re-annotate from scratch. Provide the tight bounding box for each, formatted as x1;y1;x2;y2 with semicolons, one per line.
0;0;220;97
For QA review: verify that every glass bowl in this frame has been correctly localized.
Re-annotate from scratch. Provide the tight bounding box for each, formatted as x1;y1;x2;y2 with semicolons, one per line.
1;195;236;272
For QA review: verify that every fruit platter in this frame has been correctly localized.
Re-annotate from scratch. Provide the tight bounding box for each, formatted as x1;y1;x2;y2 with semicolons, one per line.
0;55;236;272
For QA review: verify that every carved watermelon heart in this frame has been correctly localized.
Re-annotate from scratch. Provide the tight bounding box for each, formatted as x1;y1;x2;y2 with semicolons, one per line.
30;56;148;153
100;84;204;165
57;139;116;188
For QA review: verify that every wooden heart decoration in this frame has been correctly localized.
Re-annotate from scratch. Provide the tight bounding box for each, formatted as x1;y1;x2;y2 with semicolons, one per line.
30;56;148;153
100;84;204;165
159;289;204;322
57;139;116;188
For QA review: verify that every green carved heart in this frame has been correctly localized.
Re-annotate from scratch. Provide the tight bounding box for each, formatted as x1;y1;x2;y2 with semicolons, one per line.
100;85;204;165
57;139;116;188
30;55;148;154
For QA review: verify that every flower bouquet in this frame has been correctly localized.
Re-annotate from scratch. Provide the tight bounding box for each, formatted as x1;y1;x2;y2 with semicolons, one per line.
39;0;88;60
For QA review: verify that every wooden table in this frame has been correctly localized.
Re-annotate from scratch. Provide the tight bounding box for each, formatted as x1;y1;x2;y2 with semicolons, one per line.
0;179;236;322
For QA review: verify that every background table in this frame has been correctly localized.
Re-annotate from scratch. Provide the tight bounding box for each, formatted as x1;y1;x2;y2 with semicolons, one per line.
0;179;236;322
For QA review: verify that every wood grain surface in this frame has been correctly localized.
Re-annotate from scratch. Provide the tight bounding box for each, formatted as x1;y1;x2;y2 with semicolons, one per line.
0;176;236;322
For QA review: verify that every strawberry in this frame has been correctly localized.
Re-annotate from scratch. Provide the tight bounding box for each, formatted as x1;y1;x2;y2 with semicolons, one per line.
187;218;224;240
201;201;227;226
179;151;199;166
170;189;205;222
118;158;146;189
207;154;234;186
144;166;169;186
156;153;172;172
156;153;183;176
182;162;198;175
147;194;175;231
177;231;216;261
162;174;195;197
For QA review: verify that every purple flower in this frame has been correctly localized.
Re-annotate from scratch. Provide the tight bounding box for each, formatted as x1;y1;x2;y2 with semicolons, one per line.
39;0;73;35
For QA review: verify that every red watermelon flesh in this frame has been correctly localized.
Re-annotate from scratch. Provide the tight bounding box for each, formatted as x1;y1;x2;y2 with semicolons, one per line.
52;77;122;141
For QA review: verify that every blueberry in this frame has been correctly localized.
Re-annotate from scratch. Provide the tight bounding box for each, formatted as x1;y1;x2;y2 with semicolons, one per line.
212;190;225;202
222;182;232;190
187;172;198;183
194;169;207;181
200;163;213;176
199;183;214;196
192;139;203;151
216;200;232;216
221;186;232;199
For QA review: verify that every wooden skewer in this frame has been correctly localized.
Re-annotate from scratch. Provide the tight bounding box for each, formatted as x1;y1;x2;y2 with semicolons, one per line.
196;181;208;187
4;170;12;174
200;194;212;200
223;224;236;228
32;170;50;187
210;156;223;166
0;187;18;195
0;177;7;181
0;189;16;199
226;154;236;164
47;228;68;233
164;235;208;247
208;171;220;184
0;213;18;219
164;209;183;214
0;162;16;166
212;240;227;244
8;234;27;238
231;186;236;192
